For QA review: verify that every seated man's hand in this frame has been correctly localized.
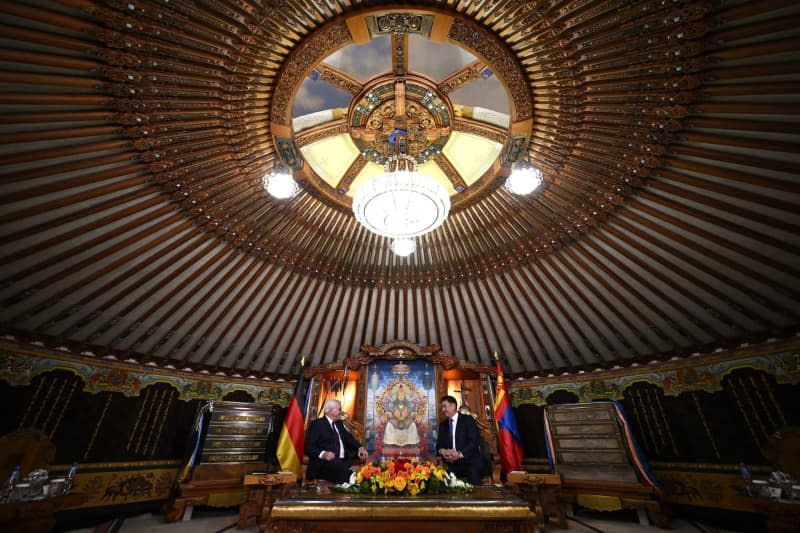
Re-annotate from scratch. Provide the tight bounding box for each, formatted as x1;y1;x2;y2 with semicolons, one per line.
439;448;459;462
322;451;336;461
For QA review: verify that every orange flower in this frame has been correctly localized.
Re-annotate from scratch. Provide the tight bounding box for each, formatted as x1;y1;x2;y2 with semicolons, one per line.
332;459;468;496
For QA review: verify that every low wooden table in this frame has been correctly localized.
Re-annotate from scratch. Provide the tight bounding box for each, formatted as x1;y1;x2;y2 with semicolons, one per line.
238;472;296;532
507;472;566;528
269;484;534;532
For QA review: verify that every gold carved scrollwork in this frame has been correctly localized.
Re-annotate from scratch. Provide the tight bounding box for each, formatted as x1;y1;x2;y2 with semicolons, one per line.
432;154;466;192
340;341;455;370
447;19;532;120
452;118;506;144
377;14;423;34
295;123;350;148
317;65;362;96
271;22;352;124
428;353;459;370
337;157;367;192
439;61;486;95
355;99;443;159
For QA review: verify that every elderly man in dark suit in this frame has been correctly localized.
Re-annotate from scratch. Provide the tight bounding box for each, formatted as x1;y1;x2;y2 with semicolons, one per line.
436;395;482;485
305;399;368;483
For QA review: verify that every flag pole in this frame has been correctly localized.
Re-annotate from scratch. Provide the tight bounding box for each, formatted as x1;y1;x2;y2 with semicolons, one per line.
487;350;499;412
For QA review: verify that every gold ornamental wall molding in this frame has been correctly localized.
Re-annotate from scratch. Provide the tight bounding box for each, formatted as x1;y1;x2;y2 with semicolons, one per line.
0;339;292;404
509;337;800;406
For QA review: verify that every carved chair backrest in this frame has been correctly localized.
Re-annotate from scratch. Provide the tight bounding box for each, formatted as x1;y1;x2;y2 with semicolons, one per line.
0;428;56;479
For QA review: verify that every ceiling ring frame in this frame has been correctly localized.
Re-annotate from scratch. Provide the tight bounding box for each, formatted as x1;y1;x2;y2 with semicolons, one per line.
269;7;532;128
268;7;534;212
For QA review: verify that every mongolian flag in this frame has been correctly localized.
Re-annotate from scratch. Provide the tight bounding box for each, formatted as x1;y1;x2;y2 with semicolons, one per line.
276;357;306;480
493;359;524;473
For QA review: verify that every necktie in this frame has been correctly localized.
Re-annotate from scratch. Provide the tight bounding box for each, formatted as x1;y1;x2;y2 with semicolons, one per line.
449;418;455;449
332;422;343;458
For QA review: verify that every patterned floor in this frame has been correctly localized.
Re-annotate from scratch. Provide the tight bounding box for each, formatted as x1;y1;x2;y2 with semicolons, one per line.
64;507;743;533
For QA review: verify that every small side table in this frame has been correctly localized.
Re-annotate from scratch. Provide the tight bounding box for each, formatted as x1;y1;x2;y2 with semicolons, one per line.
238;472;296;532
507;472;566;529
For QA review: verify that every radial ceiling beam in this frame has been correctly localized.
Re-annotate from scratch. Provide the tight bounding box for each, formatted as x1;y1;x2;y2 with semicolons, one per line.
438;60;488;95
314;63;364;96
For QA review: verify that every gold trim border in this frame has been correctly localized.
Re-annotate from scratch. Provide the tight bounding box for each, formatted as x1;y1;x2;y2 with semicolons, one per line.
271;503;532;520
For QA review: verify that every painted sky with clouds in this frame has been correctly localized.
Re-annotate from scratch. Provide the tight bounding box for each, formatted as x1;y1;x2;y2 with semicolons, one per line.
293;35;510;118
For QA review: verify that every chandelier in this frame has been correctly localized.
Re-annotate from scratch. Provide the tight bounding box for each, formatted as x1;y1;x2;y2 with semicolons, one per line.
352;139;450;257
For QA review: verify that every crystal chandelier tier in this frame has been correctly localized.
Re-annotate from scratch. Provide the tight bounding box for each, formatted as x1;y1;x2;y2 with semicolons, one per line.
352;152;450;244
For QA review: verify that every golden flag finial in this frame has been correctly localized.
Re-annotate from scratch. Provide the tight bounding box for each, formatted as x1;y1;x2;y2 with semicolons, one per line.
493;350;500;362
300;354;306;367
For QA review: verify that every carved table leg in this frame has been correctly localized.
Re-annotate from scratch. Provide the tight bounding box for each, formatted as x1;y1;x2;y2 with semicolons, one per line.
238;485;266;529
259;484;285;533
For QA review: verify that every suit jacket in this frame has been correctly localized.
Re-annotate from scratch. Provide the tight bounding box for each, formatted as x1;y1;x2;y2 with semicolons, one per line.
436;412;479;461
304;416;361;480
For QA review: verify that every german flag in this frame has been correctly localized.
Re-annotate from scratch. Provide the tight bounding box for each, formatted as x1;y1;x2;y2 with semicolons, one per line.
276;357;306;480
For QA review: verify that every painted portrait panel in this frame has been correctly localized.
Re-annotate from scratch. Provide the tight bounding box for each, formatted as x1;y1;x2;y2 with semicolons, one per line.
363;359;438;460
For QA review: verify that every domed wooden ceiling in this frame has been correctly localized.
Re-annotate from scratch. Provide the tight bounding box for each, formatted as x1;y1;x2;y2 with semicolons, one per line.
0;0;798;378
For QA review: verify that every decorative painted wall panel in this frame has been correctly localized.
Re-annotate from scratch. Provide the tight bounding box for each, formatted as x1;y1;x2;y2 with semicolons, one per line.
2;340;292;508
510;339;800;511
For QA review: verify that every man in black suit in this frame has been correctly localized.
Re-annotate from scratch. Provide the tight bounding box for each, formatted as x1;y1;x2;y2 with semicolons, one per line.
305;399;368;483
436;395;482;485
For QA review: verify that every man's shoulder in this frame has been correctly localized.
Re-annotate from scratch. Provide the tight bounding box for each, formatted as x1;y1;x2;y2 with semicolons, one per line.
461;414;478;427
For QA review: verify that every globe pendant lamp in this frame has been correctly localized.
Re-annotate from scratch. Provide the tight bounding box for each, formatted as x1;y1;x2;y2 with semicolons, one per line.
263;162;298;199
504;159;542;195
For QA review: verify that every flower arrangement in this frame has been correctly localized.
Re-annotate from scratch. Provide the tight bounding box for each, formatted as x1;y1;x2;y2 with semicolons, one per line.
332;458;472;496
